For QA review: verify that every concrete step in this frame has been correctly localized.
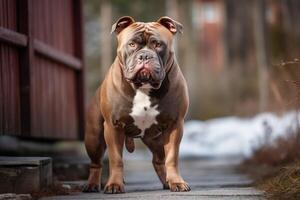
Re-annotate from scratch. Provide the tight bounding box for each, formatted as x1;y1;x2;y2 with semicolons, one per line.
0;157;52;194
0;193;32;200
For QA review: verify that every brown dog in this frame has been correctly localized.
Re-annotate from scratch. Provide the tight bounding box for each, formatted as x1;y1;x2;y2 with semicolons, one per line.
83;16;190;194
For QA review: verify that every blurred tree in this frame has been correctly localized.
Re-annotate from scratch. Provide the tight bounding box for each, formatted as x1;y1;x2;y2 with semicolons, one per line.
222;0;260;116
111;0;165;22
100;0;112;80
224;0;256;70
281;0;300;59
253;0;269;111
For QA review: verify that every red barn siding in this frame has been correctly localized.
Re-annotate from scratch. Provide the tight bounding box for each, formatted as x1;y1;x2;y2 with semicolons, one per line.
31;56;78;139
29;0;80;139
0;0;18;31
0;0;84;139
0;45;21;136
0;0;21;135
32;0;75;55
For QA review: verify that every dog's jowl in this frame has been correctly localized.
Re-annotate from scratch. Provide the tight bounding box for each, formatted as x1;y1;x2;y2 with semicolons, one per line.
83;16;190;194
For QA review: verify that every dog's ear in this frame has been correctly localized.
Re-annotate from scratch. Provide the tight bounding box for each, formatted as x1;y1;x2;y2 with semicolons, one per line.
111;16;135;34
157;16;183;34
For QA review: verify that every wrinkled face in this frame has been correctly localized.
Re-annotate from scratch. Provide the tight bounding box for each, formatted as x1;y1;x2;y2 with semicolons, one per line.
112;17;182;90
118;23;173;89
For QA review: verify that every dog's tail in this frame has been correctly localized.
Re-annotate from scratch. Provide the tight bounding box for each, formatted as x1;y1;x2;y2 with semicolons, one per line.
125;136;135;153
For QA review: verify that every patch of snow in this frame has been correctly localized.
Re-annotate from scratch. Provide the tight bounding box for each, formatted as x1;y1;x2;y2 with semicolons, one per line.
180;111;300;158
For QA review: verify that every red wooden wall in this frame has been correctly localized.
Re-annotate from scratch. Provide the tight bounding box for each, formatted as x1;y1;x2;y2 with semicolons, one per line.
0;0;85;140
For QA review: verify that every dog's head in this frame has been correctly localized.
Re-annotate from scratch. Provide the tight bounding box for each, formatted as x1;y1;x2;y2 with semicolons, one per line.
111;16;182;89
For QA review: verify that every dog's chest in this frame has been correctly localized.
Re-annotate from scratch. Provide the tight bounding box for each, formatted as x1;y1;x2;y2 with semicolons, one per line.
129;90;160;137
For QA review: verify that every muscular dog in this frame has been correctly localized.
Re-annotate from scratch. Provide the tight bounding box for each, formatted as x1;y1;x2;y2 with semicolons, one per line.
83;16;190;194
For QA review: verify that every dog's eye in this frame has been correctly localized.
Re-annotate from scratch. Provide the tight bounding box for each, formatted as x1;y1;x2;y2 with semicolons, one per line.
152;40;161;48
129;42;136;48
155;42;161;48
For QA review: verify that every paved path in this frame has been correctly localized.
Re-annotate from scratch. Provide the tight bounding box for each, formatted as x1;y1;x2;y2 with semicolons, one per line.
42;158;265;200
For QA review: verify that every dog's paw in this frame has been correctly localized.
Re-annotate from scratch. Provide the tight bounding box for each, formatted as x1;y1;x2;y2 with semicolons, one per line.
169;182;191;192
82;183;100;193
104;183;125;194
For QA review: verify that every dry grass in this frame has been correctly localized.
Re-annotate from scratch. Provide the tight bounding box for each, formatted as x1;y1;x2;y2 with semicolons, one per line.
241;128;300;199
262;163;300;200
245;128;300;167
241;118;300;199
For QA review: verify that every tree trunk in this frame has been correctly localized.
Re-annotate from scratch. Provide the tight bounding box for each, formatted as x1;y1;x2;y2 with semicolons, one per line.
253;0;269;111
100;0;112;80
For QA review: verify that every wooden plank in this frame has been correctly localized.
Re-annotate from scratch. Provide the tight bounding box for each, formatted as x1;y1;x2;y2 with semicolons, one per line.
18;0;33;137
29;0;81;139
0;27;27;47
7;45;21;135
0;44;21;135
0;0;18;30
33;39;82;71
0;45;3;134
73;0;85;140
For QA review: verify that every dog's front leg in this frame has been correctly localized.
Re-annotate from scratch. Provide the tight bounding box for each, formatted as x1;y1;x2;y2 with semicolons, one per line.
164;120;191;192
103;121;125;194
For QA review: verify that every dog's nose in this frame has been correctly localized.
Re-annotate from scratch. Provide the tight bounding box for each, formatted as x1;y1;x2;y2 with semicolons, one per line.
138;53;153;61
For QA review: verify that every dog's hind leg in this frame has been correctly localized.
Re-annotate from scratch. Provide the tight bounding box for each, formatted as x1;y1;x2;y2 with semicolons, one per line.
83;91;106;192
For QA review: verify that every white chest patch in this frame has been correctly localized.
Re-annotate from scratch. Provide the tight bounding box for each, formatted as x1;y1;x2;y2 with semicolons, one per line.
129;89;160;137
